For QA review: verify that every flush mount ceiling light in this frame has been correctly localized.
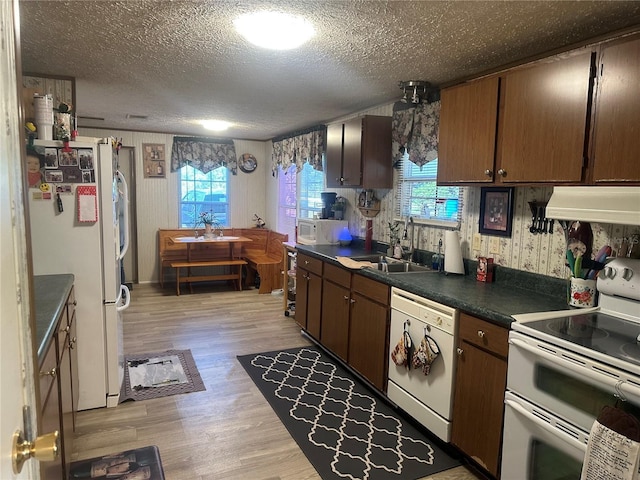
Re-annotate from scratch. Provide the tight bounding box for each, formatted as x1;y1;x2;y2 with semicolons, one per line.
233;11;315;50
200;120;232;131
399;80;431;104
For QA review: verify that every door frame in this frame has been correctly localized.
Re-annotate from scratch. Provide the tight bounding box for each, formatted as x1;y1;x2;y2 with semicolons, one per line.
1;0;40;478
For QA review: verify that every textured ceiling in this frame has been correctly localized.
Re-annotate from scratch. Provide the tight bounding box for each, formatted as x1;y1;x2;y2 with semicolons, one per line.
19;1;640;141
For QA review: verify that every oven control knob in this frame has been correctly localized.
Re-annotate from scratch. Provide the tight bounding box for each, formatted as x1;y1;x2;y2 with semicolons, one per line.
436;316;442;326
622;268;634;281
604;266;616;279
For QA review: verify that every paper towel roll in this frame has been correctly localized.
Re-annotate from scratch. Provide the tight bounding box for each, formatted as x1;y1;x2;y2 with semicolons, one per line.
444;230;464;274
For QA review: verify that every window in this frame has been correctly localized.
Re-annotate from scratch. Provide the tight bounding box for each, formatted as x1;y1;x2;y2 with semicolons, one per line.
179;165;229;228
277;164;297;240
298;162;324;219
395;156;461;225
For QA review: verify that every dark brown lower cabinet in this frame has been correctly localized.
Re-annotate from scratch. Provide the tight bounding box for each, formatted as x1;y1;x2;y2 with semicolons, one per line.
451;312;508;478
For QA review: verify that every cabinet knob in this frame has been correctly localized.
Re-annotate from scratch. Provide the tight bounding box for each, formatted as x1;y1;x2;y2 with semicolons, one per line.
456;348;463;356
484;169;493;177
70;337;77;349
63;325;70;333
343;295;349;301
350;299;356;304
40;367;56;378
304;260;310;265
497;168;507;176
477;330;485;338
72;300;77;306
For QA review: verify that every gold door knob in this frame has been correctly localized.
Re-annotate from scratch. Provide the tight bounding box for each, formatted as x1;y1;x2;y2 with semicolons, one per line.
12;430;59;473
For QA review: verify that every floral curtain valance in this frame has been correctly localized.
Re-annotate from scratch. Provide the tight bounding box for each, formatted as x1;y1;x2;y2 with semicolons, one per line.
271;126;326;175
171;136;238;175
392;93;440;169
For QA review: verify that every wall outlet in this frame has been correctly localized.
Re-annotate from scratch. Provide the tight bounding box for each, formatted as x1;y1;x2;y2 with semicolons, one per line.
489;236;501;254
472;233;481;251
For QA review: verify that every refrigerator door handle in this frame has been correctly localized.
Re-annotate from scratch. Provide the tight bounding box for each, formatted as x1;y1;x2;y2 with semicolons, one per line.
116;170;130;260
117;284;131;312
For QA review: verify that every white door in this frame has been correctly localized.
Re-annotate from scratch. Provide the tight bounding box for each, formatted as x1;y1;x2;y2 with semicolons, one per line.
1;1;40;478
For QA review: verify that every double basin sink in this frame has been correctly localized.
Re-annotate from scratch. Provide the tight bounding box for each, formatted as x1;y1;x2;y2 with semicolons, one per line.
350;254;437;274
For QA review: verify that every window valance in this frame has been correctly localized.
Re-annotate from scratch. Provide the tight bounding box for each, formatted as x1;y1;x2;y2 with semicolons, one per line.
171;136;238;175
392;93;440;169
271;125;326;175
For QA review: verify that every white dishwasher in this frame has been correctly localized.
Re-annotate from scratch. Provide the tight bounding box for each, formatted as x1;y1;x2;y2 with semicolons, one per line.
387;287;458;442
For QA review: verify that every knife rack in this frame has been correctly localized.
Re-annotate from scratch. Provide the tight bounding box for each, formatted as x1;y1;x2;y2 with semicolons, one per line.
527;201;553;235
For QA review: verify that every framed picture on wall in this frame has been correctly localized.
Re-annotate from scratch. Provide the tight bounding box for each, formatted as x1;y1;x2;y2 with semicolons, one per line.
142;143;166;178
479;187;515;237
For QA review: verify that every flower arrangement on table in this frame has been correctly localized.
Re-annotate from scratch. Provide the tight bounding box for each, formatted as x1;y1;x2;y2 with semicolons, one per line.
196;211;221;237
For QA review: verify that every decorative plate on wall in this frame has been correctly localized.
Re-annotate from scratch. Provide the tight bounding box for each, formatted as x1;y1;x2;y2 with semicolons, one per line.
239;153;257;173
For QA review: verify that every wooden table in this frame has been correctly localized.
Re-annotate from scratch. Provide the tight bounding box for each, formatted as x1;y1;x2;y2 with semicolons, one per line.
170;235;252;295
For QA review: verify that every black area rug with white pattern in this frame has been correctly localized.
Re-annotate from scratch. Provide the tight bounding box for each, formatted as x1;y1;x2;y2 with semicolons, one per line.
237;346;461;480
120;349;205;402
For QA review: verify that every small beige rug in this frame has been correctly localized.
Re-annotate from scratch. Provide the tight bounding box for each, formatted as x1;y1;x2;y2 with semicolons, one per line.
120;349;205;402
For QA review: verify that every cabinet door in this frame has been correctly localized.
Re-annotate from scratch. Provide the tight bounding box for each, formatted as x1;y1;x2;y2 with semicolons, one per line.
592;35;640;183
306;271;323;339
321;280;351;360
452;313;508;476
348;292;389;391
361;116;392;189
325;123;344;187
341;118;364;187
58;330;73;473
39;343;64;480
438;77;500;184
296;268;309;330
497;52;593;183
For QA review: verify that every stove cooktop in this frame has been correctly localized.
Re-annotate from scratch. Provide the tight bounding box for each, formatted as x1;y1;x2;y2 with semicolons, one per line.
520;311;640;369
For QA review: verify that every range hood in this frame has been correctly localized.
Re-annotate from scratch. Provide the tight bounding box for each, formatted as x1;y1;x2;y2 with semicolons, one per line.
546;186;640;226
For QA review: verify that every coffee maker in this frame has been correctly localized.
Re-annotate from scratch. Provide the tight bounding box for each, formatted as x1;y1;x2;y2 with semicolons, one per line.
320;192;337;219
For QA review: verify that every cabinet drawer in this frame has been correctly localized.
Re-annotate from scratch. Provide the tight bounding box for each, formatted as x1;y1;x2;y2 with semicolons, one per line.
297;253;323;276
352;275;389;305
324;263;351;288
39;342;57;407
458;312;509;358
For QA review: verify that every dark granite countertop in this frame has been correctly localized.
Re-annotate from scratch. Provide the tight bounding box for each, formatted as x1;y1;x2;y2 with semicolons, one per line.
296;244;571;328
34;274;74;363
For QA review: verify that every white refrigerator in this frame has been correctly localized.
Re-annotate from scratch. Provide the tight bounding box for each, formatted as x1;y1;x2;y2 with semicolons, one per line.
29;138;130;410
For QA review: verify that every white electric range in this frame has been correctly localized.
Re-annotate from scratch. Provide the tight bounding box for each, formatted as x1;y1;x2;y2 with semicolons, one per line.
501;257;640;480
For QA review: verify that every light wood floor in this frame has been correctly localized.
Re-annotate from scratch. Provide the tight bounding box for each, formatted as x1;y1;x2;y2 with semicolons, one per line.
71;283;483;480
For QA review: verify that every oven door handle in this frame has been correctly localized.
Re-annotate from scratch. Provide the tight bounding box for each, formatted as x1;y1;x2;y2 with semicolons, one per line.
510;338;640;402
505;398;587;454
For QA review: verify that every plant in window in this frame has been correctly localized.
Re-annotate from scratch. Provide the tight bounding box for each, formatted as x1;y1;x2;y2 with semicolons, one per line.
388;222;401;246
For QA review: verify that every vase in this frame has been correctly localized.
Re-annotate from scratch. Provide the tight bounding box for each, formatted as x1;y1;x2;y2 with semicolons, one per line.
205;224;212;238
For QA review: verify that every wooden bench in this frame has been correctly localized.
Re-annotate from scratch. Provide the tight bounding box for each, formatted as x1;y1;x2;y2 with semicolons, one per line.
171;259;247;296
158;228;288;294
241;230;289;294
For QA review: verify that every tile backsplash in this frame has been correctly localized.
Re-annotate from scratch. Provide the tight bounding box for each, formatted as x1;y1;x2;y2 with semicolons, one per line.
340;184;639;280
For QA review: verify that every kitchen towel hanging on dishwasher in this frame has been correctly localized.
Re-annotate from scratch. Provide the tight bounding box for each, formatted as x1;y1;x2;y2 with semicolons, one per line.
391;322;413;368
412;335;440;375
